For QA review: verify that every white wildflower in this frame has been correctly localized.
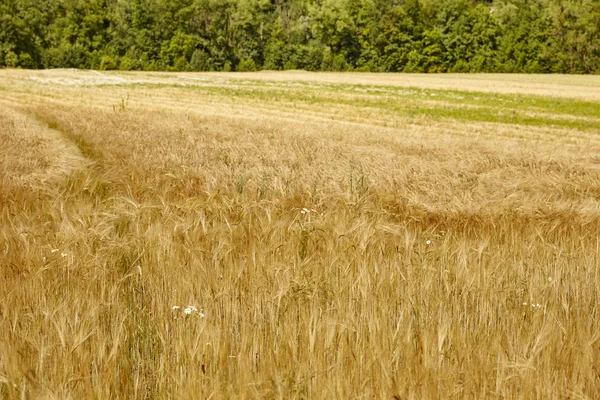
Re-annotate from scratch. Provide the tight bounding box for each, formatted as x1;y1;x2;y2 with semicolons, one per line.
523;302;528;306
61;253;68;258
172;305;204;317
426;240;431;245
548;277;552;282
42;257;47;262
184;305;198;315
51;249;59;253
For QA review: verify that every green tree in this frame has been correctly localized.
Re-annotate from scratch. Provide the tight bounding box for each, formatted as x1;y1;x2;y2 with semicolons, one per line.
493;0;549;72
0;0;598;74
376;1;424;72
544;0;600;73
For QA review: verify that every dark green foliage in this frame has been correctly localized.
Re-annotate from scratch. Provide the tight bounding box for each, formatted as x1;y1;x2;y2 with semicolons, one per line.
0;0;598;73
190;49;213;71
237;58;257;72
99;55;117;71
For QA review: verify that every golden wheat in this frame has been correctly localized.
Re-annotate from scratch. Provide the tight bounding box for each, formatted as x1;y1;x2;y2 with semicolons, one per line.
1;69;600;399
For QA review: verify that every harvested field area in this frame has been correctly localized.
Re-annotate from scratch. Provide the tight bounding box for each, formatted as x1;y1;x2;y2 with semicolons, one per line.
1;69;600;398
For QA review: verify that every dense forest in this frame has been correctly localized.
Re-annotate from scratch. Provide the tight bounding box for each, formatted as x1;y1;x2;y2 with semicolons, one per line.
1;0;599;73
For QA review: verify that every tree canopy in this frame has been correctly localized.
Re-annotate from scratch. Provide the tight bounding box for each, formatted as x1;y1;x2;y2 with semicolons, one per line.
1;0;599;73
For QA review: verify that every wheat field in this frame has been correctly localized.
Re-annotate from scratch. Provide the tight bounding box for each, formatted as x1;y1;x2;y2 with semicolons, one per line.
2;69;600;399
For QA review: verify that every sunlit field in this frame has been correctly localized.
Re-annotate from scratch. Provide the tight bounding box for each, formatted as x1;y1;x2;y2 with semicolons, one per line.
2;69;600;399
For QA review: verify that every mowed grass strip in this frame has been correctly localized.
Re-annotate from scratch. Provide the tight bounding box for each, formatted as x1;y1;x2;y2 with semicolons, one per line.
170;82;600;131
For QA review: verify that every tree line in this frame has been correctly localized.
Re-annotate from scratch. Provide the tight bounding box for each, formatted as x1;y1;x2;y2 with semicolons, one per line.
1;0;599;73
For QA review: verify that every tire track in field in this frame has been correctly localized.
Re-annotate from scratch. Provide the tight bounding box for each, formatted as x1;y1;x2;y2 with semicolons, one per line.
0;103;90;188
